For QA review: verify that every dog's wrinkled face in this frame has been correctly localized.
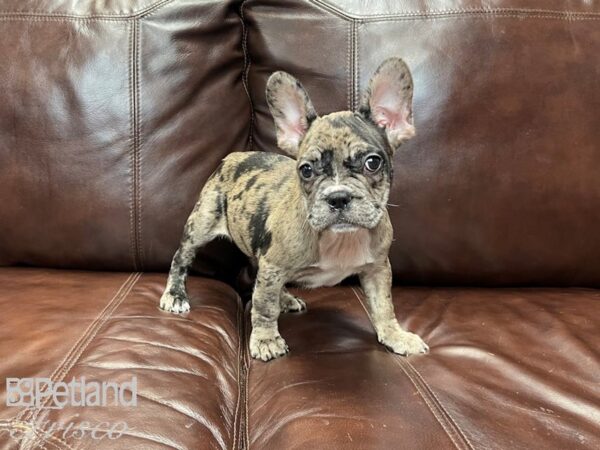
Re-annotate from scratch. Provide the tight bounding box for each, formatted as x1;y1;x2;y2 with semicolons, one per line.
294;112;391;231
266;57;415;233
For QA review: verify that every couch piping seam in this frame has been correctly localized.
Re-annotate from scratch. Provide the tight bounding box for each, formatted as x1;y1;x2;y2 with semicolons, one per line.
309;1;600;21
0;0;176;20
346;21;352;111
406;360;476;450
351;287;472;450
129;19;143;271
354;13;600;22
135;18;144;270
1;4;597;23
0;421;73;450
128;21;137;270
347;18;359;111
244;305;250;450
16;272;137;424
240;0;255;152
393;358;472;450
28;273;141;446
25;273;142;449
352;20;359;112
25;421;74;450
232;293;243;450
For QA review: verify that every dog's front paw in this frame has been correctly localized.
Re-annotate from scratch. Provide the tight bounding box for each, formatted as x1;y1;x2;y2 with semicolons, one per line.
280;293;307;313
378;322;428;356
249;329;289;362
159;291;190;314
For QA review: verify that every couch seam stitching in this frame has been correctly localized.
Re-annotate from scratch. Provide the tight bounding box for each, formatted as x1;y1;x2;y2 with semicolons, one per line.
346;21;351;111
6;421;74;450
406;360;476;450
0;422;71;450
135;18;144;270
5;13;597;24
2;7;597;24
25;273;142;449
16;272;136;424
28;273;141;448
308;1;600;21
128;19;143;271
353;20;359;112
136;0;177;20
0;0;176;20
128;20;137;271
244;305;250;450
354;13;600;22
232;293;243;450
240;0;255;152
393;358;471;450
351;286;471;450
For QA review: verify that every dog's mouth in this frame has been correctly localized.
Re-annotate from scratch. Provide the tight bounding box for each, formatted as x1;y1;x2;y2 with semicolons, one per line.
308;198;385;233
328;222;361;233
328;214;365;233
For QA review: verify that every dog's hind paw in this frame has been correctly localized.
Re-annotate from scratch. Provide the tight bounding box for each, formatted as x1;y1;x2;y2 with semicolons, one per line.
159;292;190;314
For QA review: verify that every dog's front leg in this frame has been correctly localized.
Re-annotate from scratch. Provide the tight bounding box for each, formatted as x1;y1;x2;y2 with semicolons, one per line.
359;259;429;356
249;260;289;361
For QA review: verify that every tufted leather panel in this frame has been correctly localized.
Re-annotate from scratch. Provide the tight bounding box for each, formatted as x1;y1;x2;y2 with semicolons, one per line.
244;0;600;286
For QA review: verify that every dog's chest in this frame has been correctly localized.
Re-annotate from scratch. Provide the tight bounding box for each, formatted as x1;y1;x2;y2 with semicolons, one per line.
293;229;374;288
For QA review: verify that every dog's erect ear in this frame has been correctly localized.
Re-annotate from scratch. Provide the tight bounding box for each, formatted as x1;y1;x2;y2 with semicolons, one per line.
266;71;317;157
359;58;415;151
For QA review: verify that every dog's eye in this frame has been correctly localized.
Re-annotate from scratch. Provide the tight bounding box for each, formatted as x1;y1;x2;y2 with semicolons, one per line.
299;163;314;180
364;155;382;173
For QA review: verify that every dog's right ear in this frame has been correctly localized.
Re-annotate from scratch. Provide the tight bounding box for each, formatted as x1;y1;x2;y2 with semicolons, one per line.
266;71;317;157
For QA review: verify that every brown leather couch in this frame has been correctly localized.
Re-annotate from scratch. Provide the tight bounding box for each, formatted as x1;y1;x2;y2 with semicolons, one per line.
1;1;599;449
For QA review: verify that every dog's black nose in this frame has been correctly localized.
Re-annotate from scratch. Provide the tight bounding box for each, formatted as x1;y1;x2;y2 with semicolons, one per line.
326;192;351;211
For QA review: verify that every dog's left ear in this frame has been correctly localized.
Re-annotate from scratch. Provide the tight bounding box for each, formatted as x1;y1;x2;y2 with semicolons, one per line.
359;58;415;151
266;71;317;157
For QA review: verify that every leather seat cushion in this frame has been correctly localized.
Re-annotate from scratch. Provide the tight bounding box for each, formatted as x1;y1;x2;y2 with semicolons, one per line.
0;268;243;450
2;269;598;449
244;286;600;449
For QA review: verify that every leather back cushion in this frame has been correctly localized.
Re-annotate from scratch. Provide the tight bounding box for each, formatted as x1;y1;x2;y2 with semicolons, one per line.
0;0;249;275
245;0;600;285
4;0;600;287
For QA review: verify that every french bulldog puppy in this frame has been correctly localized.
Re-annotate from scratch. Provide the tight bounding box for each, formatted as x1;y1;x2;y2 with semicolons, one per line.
160;58;428;361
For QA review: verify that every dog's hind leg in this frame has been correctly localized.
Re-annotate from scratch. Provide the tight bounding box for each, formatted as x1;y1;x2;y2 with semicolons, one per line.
159;189;229;314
